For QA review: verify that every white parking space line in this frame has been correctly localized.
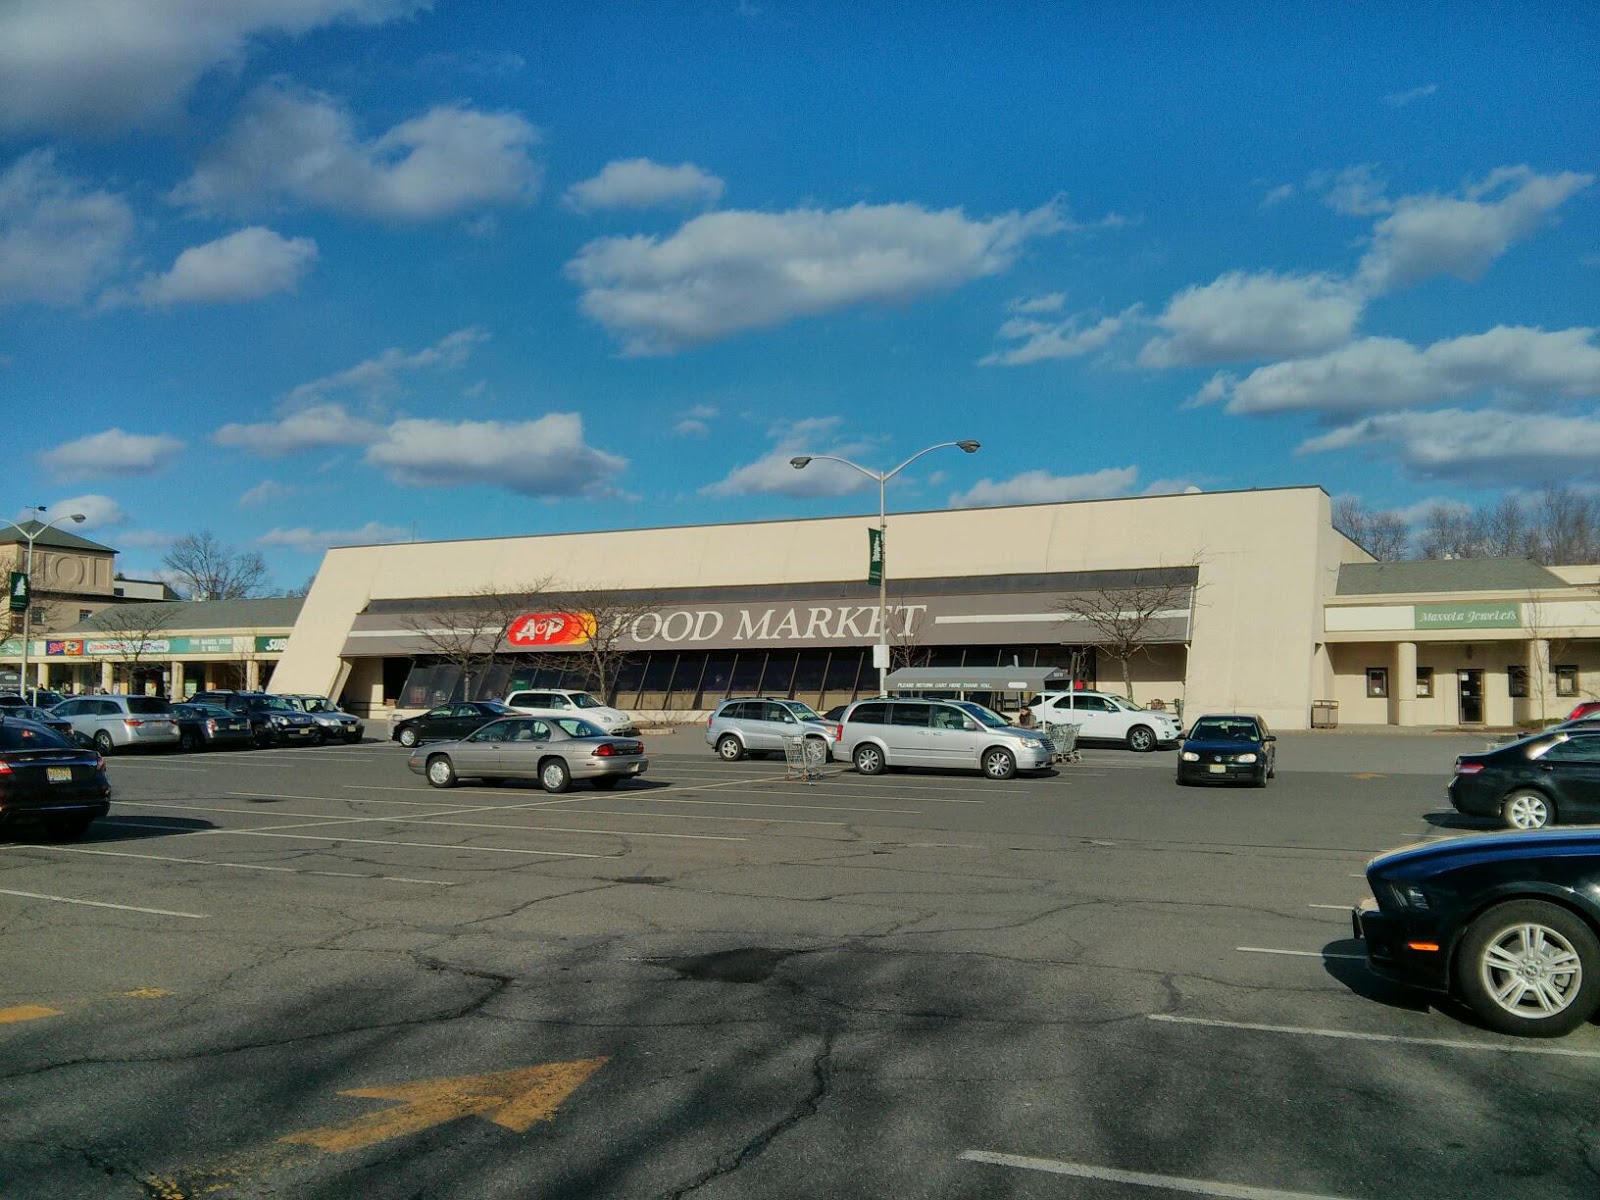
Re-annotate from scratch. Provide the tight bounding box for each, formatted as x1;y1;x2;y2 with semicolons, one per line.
1237;946;1365;961
9;840;454;885
0;887;206;919
959;1149;1355;1199
1308;904;1351;910
565;809;847;827
634;796;924;814
1148;1013;1600;1059
192;829;615;858
106;762;207;772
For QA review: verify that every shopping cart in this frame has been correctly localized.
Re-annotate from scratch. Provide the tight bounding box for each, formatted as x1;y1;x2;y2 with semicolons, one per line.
1042;721;1082;764
783;734;828;782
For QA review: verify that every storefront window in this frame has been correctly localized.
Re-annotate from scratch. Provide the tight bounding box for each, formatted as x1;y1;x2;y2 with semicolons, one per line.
728;651;765;695
637;653;679;710
1508;665;1529;698
759;651;797;697
792;650;828;706
694;653;735;708
1415;667;1434;698
1365;667;1388;698
821;648;865;706
1556;665;1579;697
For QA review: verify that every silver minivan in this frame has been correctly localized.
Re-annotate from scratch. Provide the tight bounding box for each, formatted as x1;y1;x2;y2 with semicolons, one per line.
705;697;832;761
834;698;1054;780
51;694;181;753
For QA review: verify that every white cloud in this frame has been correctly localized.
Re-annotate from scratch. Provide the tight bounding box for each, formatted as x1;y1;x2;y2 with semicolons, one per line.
0;0;425;135
113;226;317;307
38;429;185;479
1384;83;1438;108
1312;164;1391;217
1008;292;1066;314
258;521;409;553
286;327;488;406
1298;408;1600;485
173;83;541;220
982;304;1139;366
674;404;718;436
1357;166;1594;292
568;199;1067;354
214;404;383;456
364;413;628;497
947;467;1140;508
0;149;133;306
49;494;126;528
239;480;298;507
565;158;725;211
700;418;893;498
1206;326;1600;415
1138;271;1361;367
1259;183;1295;209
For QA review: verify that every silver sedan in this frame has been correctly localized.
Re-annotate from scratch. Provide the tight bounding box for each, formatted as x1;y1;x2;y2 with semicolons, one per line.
406;715;648;793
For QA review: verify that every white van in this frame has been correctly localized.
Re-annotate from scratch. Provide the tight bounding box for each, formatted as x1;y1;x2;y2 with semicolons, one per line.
1022;689;1180;751
503;689;637;736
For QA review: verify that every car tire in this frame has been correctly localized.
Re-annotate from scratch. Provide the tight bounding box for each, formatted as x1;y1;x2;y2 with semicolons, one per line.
180;729;201;752
540;758;571;793
590;776;621;790
716;734;744;762
397;727;419;748
425;755;457;788
1502;789;1554;830
93;730;115;755
853;743;886;776
310;727;327;746
1455;899;1600;1037
45;815;93;843
982;747;1017;780
1126;725;1156;753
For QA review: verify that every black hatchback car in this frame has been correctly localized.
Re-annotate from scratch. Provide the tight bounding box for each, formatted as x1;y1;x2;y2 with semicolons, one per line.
1448;726;1600;829
0;715;112;842
1354;828;1600;1037
189;691;320;748
391;701;516;747
1175;713;1275;786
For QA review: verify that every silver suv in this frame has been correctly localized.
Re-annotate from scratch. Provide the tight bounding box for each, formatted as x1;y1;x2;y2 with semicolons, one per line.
834;697;1053;780
51;694;181;753
705;697;832;761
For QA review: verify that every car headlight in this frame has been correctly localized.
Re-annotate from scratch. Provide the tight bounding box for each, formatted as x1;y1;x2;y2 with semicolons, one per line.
1236;752;1258;763
1384;881;1431;910
273;715;289;725
1180;751;1199;761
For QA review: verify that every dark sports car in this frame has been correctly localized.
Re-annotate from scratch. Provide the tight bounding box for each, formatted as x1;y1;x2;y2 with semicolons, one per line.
0;715;112;842
1449;725;1600;829
391;701;516;747
1353;828;1600;1037
1175;713;1276;786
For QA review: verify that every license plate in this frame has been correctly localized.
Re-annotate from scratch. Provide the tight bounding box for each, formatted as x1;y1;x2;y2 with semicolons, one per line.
1208;763;1226;773
47;766;72;783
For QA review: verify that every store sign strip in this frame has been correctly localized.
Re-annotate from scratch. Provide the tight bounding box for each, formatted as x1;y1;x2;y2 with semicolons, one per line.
1413;603;1522;630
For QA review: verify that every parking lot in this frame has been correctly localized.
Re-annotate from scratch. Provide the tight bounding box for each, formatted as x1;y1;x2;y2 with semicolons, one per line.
3;729;1598;1199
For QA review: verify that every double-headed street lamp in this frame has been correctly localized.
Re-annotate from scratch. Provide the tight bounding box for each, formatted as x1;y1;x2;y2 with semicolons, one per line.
4;506;87;699
790;440;980;697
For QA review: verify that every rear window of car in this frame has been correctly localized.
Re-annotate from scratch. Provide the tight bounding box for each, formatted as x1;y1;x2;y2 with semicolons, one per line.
889;703;930;727
128;697;172;715
849;702;887;725
0;723;73;751
718;701;750;720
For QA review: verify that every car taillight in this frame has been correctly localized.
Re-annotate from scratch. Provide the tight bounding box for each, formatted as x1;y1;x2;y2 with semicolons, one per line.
593;743;618;757
833;723;843;741
124;719;144;728
1455;761;1484;774
0;760;11;775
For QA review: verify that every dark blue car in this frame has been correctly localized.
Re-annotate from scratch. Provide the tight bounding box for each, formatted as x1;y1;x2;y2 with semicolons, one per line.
1175;713;1275;787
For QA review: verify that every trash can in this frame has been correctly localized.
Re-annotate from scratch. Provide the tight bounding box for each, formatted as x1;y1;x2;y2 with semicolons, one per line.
1311;700;1339;729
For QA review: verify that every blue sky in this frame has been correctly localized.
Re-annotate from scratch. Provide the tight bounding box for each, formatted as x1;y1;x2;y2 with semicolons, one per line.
2;2;1596;590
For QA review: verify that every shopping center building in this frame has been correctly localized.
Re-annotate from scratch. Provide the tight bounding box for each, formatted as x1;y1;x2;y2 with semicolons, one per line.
264;485;1600;731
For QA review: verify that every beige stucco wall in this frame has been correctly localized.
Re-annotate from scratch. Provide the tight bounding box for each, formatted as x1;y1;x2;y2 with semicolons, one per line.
272;486;1341;729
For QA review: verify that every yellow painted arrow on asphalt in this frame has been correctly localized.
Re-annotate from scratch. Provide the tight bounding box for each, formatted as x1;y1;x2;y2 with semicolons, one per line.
280;1058;608;1153
1351;772;1386;780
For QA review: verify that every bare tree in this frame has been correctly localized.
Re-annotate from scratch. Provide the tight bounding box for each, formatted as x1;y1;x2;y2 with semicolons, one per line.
1332;497;1410;561
1050;566;1199;702
82;603;179;694
516;585;665;702
163;532;270;600
402;579;553;702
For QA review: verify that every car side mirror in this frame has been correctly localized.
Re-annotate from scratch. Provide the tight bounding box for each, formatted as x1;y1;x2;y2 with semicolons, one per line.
1264;734;1276;742
964;719;980;731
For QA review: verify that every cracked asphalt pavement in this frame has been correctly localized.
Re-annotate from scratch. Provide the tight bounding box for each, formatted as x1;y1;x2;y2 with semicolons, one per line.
2;729;1598;1198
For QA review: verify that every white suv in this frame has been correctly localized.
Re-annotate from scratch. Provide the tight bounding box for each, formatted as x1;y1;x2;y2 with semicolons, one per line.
503;689;637;736
1022;690;1180;752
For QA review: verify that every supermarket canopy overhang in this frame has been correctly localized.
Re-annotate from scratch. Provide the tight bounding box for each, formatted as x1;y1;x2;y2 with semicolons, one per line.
885;666;1072;693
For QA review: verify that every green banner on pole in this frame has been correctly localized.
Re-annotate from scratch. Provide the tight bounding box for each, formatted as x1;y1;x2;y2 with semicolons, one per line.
867;528;884;586
8;572;28;613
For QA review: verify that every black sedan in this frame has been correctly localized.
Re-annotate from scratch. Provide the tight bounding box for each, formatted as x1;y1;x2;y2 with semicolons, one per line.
391;701;516;748
0;715;112;842
8;704;78;743
1449;726;1600;829
1354;829;1600;1036
171;702;254;752
1175;713;1275;786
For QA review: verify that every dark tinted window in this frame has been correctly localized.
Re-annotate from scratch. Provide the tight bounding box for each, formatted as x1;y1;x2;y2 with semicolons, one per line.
128;697;172;715
0;723;73;751
889;703;931;728
1542;735;1600;764
850;702;887;725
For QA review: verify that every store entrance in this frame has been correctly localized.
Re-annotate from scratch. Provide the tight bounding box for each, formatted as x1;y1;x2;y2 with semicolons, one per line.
1458;669;1484;724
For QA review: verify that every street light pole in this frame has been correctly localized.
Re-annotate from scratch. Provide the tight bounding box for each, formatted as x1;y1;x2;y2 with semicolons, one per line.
4;507;87;700
790;440;980;697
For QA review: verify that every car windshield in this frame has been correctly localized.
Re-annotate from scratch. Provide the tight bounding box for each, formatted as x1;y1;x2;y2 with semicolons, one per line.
251;697;295;712
953;701;1009;728
1191;719;1259;740
569;694;601;709
0;722;74;751
1106;694;1148;712
556;717;605;737
300;698;334;713
782;702;824;721
482;701;515;714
